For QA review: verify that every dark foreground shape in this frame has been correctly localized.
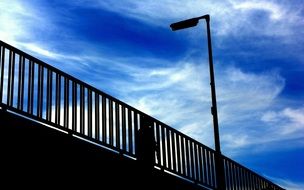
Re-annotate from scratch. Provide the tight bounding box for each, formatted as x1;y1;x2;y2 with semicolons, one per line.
0;109;205;189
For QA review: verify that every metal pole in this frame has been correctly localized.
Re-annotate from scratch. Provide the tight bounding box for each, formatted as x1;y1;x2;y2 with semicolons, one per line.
205;15;225;190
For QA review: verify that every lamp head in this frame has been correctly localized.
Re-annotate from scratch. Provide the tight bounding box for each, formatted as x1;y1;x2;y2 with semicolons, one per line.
170;15;210;31
170;18;199;31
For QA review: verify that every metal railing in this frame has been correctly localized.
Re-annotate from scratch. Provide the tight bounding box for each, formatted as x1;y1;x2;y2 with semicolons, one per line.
0;40;283;190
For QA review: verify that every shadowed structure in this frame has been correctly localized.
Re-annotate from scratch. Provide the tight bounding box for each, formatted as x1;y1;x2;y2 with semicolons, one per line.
0;40;284;190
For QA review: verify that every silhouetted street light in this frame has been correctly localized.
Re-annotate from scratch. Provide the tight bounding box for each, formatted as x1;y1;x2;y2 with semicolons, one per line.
170;14;221;154
170;15;225;189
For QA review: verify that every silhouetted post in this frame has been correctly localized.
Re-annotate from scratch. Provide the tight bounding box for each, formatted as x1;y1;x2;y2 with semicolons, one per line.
137;115;155;174
170;15;226;190
205;16;226;190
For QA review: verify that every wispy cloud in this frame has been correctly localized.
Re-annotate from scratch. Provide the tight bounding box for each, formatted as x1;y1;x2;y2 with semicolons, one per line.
76;0;304;38
103;58;302;154
85;55;300;152
262;107;304;136
0;0;56;45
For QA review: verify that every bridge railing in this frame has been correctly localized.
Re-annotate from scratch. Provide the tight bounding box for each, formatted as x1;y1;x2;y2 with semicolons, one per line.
0;40;283;190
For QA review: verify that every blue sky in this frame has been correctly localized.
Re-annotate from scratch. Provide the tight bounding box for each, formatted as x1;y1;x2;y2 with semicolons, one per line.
1;0;303;189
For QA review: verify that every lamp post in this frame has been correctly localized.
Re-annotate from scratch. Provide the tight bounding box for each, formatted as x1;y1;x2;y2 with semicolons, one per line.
170;15;225;190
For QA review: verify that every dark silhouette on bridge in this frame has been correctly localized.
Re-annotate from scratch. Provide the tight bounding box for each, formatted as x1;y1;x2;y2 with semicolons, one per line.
0;40;284;190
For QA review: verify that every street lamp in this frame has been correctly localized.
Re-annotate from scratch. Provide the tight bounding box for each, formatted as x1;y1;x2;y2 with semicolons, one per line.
170;15;225;189
170;14;221;155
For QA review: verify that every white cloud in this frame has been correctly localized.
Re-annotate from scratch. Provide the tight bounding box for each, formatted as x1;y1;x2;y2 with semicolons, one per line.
92;57;288;150
233;1;284;20
0;0;53;45
102;59;298;154
262;107;304;135
77;0;304;38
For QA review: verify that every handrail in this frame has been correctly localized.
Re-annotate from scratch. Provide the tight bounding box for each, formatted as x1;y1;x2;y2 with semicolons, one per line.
0;40;284;190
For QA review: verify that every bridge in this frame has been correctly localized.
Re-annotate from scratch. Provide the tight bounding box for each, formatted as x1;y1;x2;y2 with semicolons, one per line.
0;40;284;190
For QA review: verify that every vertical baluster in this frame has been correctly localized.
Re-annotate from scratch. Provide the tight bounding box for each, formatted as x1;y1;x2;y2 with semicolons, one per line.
236;165;240;190
46;70;52;121
102;96;106;143
128;109;132;153
198;146;204;184
166;128;172;170
10;51;16;107
30;62;34;114
244;170;249;190
252;175;256;190
193;143;197;181
55;73;61;125
0;46;5;102
72;82;77;131
237;165;241;190
234;163;239;190
37;65;41;116
161;124;167;169
122;105;126;151
211;152;216;187
224;159;230;190
64;78;69;128
115;102;120;149
37;64;44;118
204;150;210;185
171;131;176;172
229;162;235;190
194;143;199;182
27;60;34;114
11;52;15;107
202;148;207;184
241;167;245;190
180;136;186;176
225;161;231;190
229;162;234;190
88;89;92;138
254;176;258;190
7;50;12;106
80;85;84;134
260;178;264;190
190;141;196;181
155;123;161;166
244;167;249;190
17;55;24;110
233;163;238;190
249;172;255;190
175;134;181;174
203;149;207;186
236;167;240;190
17;54;22;109
240;167;244;190
189;141;195;179
109;99;113;146
228;160;233;190
20;57;25;110
244;169;249;190
133;111;138;156
185;138;191;177
95;93;100;140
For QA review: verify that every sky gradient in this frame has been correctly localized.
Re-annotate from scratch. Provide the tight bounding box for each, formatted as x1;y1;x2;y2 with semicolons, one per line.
1;0;303;189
